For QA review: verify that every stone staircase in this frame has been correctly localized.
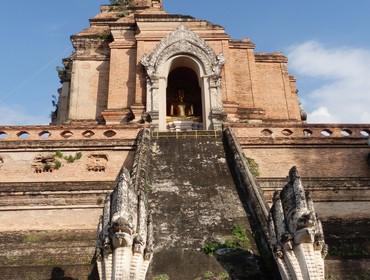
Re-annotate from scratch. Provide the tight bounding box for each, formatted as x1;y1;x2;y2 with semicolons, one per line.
146;131;272;280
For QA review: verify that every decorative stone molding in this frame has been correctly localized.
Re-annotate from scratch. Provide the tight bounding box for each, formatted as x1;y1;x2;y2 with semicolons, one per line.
96;129;153;280
71;37;111;60
268;167;327;280
87;154;108;172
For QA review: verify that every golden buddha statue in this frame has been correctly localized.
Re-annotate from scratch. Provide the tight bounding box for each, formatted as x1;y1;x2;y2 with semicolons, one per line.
170;89;194;118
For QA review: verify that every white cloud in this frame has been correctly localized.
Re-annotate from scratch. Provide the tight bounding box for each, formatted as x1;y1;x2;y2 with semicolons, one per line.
288;41;370;123
0;104;49;125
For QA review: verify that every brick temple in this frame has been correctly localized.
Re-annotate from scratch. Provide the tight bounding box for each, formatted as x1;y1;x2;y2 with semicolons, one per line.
0;1;369;279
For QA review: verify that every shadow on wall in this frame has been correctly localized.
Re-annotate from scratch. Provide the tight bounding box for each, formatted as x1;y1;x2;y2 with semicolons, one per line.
49;265;99;280
215;248;269;280
49;267;76;280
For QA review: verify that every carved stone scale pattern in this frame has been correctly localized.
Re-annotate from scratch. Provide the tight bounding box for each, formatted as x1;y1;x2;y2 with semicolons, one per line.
268;167;328;280
96;129;153;280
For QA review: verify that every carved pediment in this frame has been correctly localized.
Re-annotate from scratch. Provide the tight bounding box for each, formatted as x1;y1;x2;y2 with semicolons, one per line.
141;25;224;77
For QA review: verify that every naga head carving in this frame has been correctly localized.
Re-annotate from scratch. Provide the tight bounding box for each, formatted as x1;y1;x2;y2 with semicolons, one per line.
268;167;328;279
110;215;134;248
296;211;316;230
133;234;145;253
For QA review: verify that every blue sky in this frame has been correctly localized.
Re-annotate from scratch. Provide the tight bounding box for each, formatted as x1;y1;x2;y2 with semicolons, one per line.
0;0;369;124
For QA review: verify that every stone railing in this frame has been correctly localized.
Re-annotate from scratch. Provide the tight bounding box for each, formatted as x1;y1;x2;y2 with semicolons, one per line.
223;127;278;276
0;125;142;142
230;123;370;139
268;167;327;280
96;129;153;280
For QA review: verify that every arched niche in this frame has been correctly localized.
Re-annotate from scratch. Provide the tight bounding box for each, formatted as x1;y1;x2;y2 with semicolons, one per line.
141;25;225;131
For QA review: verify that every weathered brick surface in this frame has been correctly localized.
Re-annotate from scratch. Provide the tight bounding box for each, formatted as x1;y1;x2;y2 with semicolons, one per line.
0;230;98;280
244;147;370;178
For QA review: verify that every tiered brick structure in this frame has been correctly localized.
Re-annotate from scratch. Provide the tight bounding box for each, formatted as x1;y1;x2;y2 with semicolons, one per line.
0;1;369;279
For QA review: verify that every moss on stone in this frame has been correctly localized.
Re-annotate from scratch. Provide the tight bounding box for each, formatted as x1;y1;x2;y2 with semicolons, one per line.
153;274;170;280
193;271;230;280
245;156;260;177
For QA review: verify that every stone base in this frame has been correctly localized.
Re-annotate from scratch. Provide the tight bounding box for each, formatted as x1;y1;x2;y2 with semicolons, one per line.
102;109;131;125
167;121;202;131
130;104;146;123
223;101;239;122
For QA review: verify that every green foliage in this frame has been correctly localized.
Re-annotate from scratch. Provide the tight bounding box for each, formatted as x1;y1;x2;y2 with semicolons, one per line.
202;225;251;255
231;224;251;248
44;163;52;171
203;271;214;278
153;274;170;280
65;155;75;163
52;151;82;166
55;151;63;158
245;156;260;177
202;241;224;255
194;272;230;280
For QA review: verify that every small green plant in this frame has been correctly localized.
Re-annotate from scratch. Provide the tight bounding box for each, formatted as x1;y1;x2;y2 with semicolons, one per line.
202;225;251;255
202;241;224;255
65;155;75;163
203;271;214;279
153;274;170;280
44;163;52;171
55;151;63;158
52;151;82;167
96;33;113;41
217;272;229;280
231;224;251;249
194;271;230;280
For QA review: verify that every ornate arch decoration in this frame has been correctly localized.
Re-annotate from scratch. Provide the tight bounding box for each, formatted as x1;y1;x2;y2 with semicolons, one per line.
141;25;225;78
140;25;226;130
